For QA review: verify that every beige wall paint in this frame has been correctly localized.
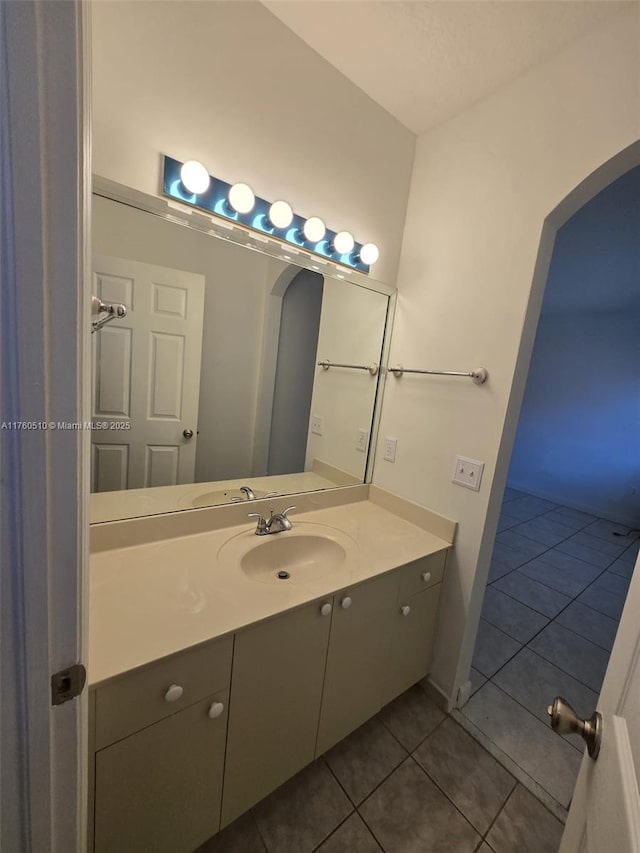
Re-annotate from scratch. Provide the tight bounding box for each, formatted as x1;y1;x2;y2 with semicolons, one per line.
373;7;640;702
91;1;414;287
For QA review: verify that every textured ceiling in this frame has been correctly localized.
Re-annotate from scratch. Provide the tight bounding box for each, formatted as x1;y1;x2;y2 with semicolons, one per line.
264;1;633;135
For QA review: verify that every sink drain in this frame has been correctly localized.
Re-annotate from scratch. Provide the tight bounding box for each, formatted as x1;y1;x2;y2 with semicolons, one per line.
276;570;290;580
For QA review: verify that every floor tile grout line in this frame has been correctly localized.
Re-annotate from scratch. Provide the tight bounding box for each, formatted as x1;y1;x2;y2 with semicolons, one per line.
403;752;485;843
484;652;593;755
466;677;586;763
306;807;357;853
319;753;360;809
484;596;610;696
409;720;522;840
478;780;519;849
485;580;568;620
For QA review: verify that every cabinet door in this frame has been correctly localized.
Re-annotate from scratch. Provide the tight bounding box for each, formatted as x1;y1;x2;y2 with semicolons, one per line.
94;690;228;853
380;583;442;707
221;599;332;828
316;572;399;755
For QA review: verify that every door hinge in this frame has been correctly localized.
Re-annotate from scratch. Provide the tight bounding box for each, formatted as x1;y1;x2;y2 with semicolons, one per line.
51;663;87;706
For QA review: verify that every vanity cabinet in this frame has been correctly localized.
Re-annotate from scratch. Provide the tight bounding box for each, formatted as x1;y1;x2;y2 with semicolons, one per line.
380;552;446;706
220;599;333;827
316;571;399;755
90;637;233;853
89;548;449;851
316;550;447;754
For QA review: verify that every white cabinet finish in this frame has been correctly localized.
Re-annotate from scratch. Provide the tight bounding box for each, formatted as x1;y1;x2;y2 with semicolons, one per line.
316;570;398;755
221;601;332;827
94;691;228;853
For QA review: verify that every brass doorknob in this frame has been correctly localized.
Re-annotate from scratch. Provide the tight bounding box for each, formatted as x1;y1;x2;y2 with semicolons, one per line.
183;429;194;439
548;696;602;759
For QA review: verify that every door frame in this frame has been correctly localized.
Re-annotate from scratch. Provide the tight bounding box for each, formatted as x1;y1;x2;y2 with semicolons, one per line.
458;139;640;703
0;1;90;850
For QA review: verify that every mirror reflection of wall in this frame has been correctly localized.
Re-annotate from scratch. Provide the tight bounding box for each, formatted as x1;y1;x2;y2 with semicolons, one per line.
91;193;390;518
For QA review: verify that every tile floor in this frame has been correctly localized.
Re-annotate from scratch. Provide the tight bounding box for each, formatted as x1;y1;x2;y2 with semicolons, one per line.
198;683;564;853
461;489;640;814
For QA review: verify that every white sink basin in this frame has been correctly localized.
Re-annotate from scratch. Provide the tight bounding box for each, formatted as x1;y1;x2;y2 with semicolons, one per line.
218;522;356;585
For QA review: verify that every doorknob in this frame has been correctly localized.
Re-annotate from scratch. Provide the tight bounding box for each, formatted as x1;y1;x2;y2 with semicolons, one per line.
183;429;194;439
548;696;602;759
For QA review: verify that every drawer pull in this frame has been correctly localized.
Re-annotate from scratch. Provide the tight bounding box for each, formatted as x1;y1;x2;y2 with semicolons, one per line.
208;701;225;720
320;602;332;617
164;684;184;703
400;605;411;617
340;596;352;610
422;571;432;583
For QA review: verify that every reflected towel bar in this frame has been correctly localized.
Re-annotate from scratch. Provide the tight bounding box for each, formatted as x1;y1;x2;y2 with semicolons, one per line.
318;359;379;376
390;365;488;385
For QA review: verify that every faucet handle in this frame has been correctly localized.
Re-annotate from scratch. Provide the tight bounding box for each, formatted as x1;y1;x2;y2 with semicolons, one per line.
247;512;268;534
280;506;296;518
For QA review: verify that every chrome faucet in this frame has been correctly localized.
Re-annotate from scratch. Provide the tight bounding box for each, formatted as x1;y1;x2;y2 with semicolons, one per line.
248;506;296;536
231;485;279;503
240;485;257;500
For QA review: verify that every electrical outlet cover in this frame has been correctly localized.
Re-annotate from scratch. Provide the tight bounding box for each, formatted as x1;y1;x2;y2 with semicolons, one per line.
383;437;397;463
356;428;368;452
311;415;323;436
453;456;484;491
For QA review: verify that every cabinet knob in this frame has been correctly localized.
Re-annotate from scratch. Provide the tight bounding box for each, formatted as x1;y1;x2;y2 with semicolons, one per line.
208;701;225;720
422;571;432;583
340;596;352;610
400;605;411;617
320;602;332;617
164;683;184;703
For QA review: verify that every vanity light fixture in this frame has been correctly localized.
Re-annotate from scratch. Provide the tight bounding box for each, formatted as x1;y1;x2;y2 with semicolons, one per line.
228;182;255;214
163;155;377;273
358;243;380;266
331;231;355;255
180;160;210;195
268;200;294;229
302;216;326;243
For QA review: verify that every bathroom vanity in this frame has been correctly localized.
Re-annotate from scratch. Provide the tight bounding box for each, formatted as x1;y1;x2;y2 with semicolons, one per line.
87;486;455;853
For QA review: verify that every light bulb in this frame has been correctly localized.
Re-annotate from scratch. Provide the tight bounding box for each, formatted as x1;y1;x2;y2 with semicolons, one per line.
228;183;255;214
332;231;355;255
268;200;293;229
180;160;210;195
303;216;326;243
359;243;379;265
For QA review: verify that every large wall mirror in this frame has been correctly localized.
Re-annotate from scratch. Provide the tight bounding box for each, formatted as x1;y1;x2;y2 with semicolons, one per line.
90;180;395;523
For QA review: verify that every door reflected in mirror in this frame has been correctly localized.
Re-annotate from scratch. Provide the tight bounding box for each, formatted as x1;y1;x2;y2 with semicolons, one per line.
91;192;392;522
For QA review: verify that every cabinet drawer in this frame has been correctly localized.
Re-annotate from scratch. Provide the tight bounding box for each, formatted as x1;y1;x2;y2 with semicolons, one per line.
397;551;447;601
94;636;233;749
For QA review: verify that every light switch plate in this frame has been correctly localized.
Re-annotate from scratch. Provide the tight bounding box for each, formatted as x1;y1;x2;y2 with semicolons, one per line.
356;428;368;452
383;437;397;463
311;415;323;436
453;456;484;491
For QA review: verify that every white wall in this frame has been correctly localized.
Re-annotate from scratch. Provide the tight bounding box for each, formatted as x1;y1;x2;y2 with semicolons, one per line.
92;195;288;482
306;280;389;478
508;168;640;527
91;1;414;287
373;7;640;702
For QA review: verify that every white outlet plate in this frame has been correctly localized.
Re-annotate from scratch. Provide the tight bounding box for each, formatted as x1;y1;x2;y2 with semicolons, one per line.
453;456;484;491
356;428;368;453
311;414;323;436
383;437;397;463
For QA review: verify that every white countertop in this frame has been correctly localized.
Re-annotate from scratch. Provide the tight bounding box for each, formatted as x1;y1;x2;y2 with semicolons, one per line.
89;495;454;687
